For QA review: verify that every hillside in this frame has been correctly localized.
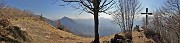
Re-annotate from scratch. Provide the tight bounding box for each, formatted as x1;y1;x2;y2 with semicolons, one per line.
0;7;93;43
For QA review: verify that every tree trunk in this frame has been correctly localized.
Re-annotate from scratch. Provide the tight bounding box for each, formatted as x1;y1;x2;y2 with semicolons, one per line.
93;0;100;43
93;10;99;43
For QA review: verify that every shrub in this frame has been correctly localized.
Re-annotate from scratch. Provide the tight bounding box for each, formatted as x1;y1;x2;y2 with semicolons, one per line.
39;14;44;21
144;29;156;39
0;19;10;27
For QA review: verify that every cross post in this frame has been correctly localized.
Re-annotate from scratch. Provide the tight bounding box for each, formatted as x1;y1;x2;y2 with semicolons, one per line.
141;8;153;29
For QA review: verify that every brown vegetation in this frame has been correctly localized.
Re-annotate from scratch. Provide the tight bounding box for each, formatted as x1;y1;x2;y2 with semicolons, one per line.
0;19;31;43
0;4;91;43
142;0;180;43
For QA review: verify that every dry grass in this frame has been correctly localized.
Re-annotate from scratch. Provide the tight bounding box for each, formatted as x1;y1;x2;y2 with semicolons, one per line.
132;31;155;43
0;7;93;43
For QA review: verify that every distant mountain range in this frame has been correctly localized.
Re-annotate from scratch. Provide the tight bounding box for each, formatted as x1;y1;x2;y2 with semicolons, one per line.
73;17;119;27
46;16;121;37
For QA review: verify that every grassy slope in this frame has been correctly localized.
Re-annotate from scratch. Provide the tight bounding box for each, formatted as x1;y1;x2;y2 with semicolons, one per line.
9;15;90;43
0;7;92;43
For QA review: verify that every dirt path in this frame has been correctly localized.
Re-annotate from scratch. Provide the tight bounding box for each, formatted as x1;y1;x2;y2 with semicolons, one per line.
132;31;155;43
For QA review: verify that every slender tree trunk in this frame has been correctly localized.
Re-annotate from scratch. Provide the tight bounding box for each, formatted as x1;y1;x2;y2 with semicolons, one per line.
122;12;125;32
93;9;99;43
93;0;100;43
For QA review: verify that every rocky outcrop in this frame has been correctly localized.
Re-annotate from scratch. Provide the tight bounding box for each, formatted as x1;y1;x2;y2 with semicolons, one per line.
0;19;30;43
111;34;126;43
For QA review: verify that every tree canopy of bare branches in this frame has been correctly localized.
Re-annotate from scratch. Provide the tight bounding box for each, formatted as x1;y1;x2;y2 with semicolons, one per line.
146;0;180;43
112;0;141;33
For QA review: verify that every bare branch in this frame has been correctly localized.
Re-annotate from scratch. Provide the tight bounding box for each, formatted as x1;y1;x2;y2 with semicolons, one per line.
59;2;71;6
100;0;113;8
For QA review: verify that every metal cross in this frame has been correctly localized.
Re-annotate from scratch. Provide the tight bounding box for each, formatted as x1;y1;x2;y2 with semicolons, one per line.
141;8;153;28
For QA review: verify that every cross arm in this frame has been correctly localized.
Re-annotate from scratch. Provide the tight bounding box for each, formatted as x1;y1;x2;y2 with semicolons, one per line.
141;13;153;15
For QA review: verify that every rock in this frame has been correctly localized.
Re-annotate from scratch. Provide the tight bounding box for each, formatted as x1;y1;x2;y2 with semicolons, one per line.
0;19;30;43
134;25;143;32
114;34;125;40
0;19;11;27
111;34;125;43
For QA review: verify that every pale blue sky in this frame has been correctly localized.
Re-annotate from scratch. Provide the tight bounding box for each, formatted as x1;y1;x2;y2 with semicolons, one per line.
5;0;165;19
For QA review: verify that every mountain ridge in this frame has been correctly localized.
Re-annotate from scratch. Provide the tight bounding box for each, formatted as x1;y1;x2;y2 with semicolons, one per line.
54;16;121;37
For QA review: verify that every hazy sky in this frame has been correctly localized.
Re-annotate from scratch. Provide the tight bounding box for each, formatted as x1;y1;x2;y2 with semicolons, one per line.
5;0;165;19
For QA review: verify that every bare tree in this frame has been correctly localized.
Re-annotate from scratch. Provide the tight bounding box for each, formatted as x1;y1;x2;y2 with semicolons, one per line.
160;0;180;42
0;0;6;13
60;0;115;43
111;0;141;37
146;0;180;43
141;17;146;27
56;20;64;30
